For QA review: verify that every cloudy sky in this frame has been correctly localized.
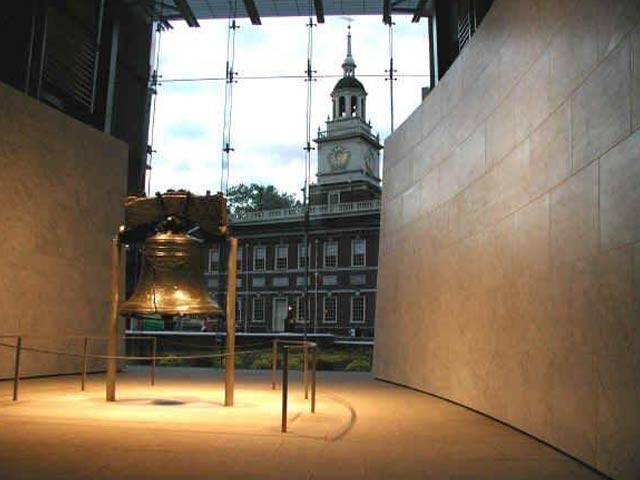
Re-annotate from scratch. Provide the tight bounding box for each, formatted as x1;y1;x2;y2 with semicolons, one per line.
148;15;430;198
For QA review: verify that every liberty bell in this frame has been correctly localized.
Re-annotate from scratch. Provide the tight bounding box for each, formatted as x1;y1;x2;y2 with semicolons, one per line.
120;231;222;316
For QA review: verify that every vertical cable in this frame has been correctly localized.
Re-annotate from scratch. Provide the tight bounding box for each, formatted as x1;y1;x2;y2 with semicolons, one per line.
302;6;316;341
385;20;397;133
220;0;239;194
147;4;165;195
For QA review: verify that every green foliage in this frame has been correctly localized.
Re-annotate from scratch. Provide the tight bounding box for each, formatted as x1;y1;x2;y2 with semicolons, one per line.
226;183;301;215
345;358;370;372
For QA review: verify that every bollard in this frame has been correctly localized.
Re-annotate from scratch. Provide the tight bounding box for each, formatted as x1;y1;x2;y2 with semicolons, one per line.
81;336;89;391
151;337;157;386
13;337;22;401
311;346;317;413
281;346;289;433
271;339;278;390
303;343;309;399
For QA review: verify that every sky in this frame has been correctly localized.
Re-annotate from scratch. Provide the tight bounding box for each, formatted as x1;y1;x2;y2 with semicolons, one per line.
148;15;431;198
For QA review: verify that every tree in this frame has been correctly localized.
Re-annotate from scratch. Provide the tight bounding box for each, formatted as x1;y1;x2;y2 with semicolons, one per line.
226;183;301;215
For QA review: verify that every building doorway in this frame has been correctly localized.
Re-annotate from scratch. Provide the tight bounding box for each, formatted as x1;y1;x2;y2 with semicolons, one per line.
273;297;288;332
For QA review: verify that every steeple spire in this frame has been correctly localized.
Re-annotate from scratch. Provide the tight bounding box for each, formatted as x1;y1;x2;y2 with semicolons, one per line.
342;26;356;77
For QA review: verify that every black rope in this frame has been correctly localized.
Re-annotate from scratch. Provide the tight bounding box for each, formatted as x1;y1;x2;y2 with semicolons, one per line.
147;4;166;195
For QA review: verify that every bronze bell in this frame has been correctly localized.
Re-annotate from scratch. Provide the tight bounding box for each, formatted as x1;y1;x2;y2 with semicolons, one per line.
120;232;222;316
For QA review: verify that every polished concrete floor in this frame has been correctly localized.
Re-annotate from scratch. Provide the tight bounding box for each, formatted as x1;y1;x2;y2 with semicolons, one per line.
0;367;605;480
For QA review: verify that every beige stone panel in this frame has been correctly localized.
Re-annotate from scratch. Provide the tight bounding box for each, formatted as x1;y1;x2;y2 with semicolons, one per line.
512;49;552;144
413;122;457;180
478;215;517;291
419;84;442;140
548;0;599;109
547;352;597;465
536;0;579;46
400;182;420;226
448;55;500;145
496;138;532;217
571;38;632;171
632;27;640;132
529;101;572;197
494;0;547;96
438;125;486;203
599;128;640;250
595;353;640;480
486;88;518;168
436;52;464;119
515;194;550;272
550;162;599;264
595;0;640;59
521;346;555;441
418;167;440;214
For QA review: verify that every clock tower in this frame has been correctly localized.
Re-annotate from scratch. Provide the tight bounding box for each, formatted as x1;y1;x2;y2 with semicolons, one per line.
312;27;382;204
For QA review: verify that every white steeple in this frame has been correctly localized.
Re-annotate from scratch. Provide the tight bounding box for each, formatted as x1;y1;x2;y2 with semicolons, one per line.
342;26;356;77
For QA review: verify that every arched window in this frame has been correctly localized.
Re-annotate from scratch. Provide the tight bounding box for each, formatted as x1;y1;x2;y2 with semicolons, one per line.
339;96;346;117
351;96;358;116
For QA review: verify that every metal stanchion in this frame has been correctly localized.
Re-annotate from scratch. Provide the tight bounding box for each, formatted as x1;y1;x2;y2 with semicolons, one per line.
271;339;278;390
106;236;122;402
81;336;89;391
311;345;317;413
281;346;289;433
150;337;157;386
303;343;309;399
12;337;22;401
224;236;238;407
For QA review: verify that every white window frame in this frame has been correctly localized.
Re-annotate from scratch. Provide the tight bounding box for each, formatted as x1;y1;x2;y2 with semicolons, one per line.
323;296;337;324
323;241;338;268
328;192;340;205
236;247;243;270
253;245;266;271
295;296;307;323
252;297;265;323
351;238;366;267
208;245;220;273
350;296;366;324
275;244;288;270
236;298;244;326
298;242;309;268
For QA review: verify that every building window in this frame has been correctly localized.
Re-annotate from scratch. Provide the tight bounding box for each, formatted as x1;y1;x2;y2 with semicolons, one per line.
252;277;265;288
207;278;219;288
298;243;309;268
236;298;243;325
351;296;365;324
339;96;346;117
296;276;310;287
323;296;337;324
237;247;243;271
208;245;220;272
236;278;243;288
322;275;337;286
253;245;266;271
350;273;366;285
273;276;289;288
351;95;358;116
328;192;340;205
295;297;306;323
351;239;366;267
275;244;288;270
324;241;338;268
252;297;264;323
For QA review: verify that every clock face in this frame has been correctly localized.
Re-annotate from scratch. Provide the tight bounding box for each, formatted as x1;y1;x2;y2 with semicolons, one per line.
329;145;350;171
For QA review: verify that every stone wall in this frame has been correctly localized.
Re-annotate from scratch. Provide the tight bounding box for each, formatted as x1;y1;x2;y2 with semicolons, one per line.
0;82;127;379
374;0;640;478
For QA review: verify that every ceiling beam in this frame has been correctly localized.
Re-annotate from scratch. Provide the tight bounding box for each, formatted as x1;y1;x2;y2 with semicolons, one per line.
382;0;391;24
313;0;325;23
243;0;262;25
173;0;199;27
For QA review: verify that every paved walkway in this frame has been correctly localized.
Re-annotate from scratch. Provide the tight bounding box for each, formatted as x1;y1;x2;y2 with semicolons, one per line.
0;368;604;479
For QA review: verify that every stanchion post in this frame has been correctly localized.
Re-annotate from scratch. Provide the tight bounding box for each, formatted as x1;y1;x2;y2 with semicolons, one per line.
81;336;89;391
12;336;22;402
281;346;289;433
303;342;309;399
106;235;122;402
311;345;317;413
271;339;278;390
151;337;157;386
224;236;238;407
